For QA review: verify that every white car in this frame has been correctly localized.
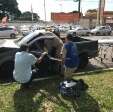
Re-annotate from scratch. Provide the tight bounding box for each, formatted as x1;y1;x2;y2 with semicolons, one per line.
91;26;112;36
69;27;91;36
0;26;18;38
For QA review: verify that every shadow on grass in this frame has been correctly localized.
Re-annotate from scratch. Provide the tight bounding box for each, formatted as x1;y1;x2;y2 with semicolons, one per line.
13;77;100;112
13;77;70;112
62;92;100;112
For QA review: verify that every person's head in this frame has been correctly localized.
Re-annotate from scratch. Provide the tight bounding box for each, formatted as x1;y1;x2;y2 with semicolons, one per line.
53;28;60;38
65;33;73;42
20;44;29;52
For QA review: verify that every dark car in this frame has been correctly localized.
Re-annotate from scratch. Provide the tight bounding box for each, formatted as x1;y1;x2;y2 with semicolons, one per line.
0;30;98;79
0;30;60;79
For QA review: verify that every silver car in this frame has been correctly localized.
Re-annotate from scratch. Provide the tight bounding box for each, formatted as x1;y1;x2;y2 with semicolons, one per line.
91;26;112;36
69;27;91;36
0;26;18;38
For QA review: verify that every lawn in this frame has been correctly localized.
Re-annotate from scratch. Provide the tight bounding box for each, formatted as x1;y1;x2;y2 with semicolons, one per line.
0;70;113;112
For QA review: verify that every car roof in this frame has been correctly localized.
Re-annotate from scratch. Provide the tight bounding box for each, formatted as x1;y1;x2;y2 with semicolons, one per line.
18;30;56;46
0;26;15;29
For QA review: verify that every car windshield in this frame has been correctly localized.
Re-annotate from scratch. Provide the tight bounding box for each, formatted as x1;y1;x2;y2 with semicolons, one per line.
95;26;101;29
14;30;56;46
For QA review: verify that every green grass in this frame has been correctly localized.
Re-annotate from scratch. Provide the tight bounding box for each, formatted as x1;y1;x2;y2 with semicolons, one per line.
0;70;113;112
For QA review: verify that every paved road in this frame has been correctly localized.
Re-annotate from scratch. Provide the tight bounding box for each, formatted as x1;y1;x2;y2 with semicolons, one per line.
82;35;113;40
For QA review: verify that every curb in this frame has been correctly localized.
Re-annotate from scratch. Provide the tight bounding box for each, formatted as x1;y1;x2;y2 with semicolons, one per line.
74;67;113;75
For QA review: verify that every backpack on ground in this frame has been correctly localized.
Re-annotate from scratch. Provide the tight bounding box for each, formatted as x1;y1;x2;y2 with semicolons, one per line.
59;79;88;98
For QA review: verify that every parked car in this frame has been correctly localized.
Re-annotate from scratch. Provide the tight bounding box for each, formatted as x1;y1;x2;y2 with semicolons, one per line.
68;27;91;36
0;26;18;38
0;30;98;79
0;30;59;78
91;25;112;36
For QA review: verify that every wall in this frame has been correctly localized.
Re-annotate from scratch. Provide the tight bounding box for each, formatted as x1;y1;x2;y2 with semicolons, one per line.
51;12;79;24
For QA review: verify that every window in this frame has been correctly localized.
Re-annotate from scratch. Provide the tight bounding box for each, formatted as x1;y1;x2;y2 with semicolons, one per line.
0;27;13;31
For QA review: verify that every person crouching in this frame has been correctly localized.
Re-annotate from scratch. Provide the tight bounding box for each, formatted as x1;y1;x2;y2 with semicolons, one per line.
13;44;47;89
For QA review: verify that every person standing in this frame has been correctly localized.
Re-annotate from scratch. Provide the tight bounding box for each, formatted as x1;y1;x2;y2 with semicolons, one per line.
61;33;79;78
44;34;63;74
13;44;47;89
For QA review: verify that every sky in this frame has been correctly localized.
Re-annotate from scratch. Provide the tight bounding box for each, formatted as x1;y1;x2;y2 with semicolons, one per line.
17;0;113;21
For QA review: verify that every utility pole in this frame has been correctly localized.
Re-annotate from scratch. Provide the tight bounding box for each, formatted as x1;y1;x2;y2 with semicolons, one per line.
97;0;101;25
31;4;34;25
78;0;81;20
77;0;81;24
44;0;46;21
97;0;105;25
73;0;81;24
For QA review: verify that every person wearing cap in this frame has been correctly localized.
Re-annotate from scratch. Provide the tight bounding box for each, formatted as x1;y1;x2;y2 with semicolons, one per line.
61;33;79;78
13;44;47;89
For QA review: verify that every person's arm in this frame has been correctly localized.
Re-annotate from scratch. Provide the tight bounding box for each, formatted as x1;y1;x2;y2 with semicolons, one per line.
61;45;67;64
37;52;48;64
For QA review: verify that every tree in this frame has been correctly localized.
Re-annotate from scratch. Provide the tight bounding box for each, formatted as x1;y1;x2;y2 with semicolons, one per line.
0;0;21;19
85;9;97;18
19;11;40;21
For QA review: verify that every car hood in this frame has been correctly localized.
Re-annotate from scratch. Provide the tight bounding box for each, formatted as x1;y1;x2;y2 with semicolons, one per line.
0;39;19;48
91;29;98;32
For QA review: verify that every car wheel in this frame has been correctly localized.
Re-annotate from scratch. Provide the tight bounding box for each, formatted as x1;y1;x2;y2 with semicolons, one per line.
96;32;100;36
10;34;16;38
108;32;111;36
77;53;88;70
86;32;90;36
0;61;14;79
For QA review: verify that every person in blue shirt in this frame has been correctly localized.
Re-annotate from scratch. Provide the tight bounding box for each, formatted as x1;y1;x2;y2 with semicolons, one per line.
61;33;79;78
13;44;47;89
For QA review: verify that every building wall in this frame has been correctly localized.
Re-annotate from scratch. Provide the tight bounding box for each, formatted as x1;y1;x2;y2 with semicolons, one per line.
80;18;97;28
51;12;79;24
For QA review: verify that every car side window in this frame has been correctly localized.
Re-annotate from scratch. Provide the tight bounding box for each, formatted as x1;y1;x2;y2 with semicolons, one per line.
6;28;13;30
84;28;88;30
0;27;12;31
0;28;3;31
0;27;7;31
101;27;105;29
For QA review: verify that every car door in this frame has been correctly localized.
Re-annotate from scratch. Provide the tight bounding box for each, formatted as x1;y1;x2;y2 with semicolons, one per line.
4;27;13;37
105;26;110;34
0;27;7;37
100;27;106;35
83;28;89;35
76;28;83;35
0;27;12;37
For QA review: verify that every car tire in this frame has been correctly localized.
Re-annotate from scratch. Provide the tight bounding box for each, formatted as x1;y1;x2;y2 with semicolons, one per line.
86;32;90;36
108;32;111;36
77;53;88;70
96;32;100;36
0;61;14;79
10;34;16;38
